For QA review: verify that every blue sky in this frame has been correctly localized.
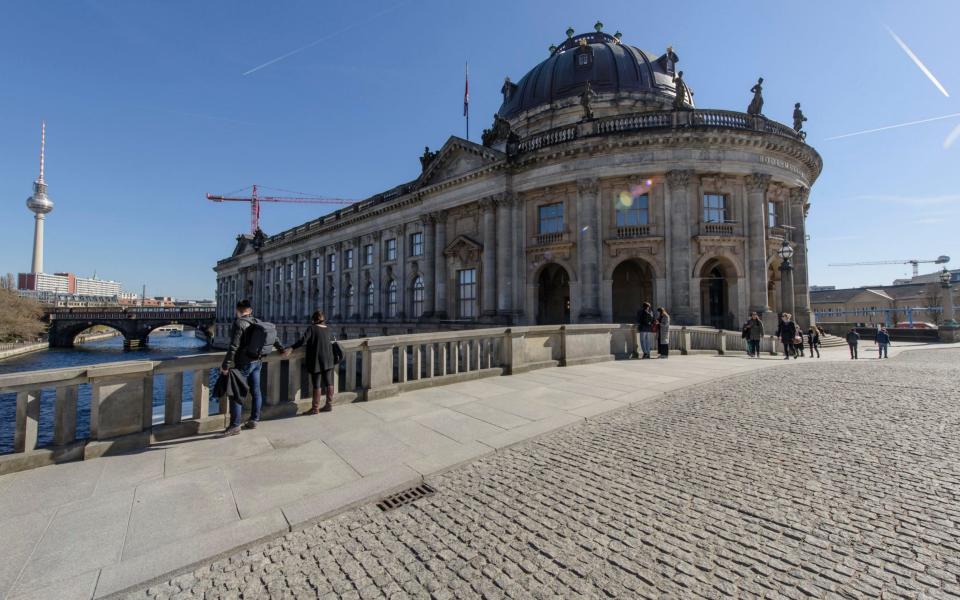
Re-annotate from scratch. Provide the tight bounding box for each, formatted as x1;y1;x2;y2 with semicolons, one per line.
0;0;957;298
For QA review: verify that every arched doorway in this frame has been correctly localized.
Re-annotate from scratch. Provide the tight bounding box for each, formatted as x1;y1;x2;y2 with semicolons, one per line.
537;263;570;324
611;259;654;323
699;258;736;330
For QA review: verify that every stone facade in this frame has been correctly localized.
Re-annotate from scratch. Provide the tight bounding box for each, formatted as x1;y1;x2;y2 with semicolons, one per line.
214;29;822;344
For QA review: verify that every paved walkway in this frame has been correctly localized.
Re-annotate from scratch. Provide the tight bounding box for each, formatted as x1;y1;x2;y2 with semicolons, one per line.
0;342;949;599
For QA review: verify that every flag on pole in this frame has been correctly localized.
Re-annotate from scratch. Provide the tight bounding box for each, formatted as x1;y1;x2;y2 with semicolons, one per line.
463;62;470;116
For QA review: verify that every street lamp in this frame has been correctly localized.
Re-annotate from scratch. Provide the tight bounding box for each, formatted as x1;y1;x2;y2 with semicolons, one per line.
939;267;957;329
778;241;796;318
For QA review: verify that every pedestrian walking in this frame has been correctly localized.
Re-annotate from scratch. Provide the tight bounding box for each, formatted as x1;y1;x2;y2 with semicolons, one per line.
655;307;670;358
794;326;805;357
776;313;798;360
846;328;860;359
743;312;764;358
636;302;656;359
286;311;344;414
807;327;820;358
220;299;284;436
875;326;891;359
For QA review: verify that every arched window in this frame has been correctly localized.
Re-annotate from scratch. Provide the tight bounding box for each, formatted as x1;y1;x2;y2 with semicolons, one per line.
386;280;398;318
345;284;355;318
365;282;375;319
327;283;336;315
412;276;425;318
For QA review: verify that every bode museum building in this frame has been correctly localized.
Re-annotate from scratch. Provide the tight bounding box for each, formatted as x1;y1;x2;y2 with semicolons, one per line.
214;25;823;344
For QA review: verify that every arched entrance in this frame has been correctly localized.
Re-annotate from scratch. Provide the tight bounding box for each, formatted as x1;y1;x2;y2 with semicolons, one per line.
537;263;570;325
699;258;736;329
611;259;654;323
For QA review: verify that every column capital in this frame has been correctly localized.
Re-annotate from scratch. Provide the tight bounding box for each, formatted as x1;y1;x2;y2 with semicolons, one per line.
478;197;496;213
370;230;382;242
788;186;809;204
430;210;447;224
666;169;694;189
577;177;600;195
745;173;772;194
494;192;517;208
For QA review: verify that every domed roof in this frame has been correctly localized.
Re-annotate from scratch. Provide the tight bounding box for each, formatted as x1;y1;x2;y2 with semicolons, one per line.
498;28;685;120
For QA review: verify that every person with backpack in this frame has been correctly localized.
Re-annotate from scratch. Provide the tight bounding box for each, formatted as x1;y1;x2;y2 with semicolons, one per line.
220;299;284;436
875;326;891;359
636;302;656;359
288;310;344;414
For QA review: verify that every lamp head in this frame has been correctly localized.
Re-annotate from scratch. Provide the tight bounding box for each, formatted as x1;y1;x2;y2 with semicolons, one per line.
940;267;952;286
777;241;794;261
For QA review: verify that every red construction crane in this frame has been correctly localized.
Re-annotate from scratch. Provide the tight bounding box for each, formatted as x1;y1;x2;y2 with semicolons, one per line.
206;184;355;235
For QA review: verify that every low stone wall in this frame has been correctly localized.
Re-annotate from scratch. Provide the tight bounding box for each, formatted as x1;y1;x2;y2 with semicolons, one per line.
0;324;779;475
0;342;48;362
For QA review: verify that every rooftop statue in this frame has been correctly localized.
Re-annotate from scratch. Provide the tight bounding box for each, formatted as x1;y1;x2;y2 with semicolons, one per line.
793;102;808;139
672;71;691;110
580;81;597;121
747;77;764;116
419;146;438;171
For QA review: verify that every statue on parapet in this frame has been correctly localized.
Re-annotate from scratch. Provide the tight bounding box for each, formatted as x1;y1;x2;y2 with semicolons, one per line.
482;113;512;147
672;71;691;110
419;146;438;171
747;77;764;116
792;102;808;139
580;81;597;121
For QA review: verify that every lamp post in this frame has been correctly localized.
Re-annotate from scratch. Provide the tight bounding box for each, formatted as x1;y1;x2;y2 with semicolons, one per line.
778;241;796;319
939;267;958;332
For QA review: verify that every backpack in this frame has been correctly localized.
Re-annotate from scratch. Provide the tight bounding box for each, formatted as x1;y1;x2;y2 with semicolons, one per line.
241;317;278;359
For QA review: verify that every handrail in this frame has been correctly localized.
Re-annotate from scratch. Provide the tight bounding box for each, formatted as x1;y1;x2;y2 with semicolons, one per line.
0;324;781;473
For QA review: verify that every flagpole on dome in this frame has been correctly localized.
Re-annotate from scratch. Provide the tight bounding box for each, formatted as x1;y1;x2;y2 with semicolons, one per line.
464;61;470;141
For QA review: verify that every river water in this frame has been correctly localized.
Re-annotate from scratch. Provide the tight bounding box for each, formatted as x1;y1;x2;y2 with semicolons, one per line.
0;332;215;454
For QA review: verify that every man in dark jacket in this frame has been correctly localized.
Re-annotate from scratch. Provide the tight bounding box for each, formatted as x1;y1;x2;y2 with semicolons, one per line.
875;326;891;359
775;313;798;360
220;299;284;436
636;302;656;359
846;328;860;359
744;312;764;358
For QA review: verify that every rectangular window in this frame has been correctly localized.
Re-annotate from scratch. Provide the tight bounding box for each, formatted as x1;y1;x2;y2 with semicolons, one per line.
286;264;294;280
615;193;650;226
410;232;423;257
299;260;307;278
412;277;424;318
274;266;281;281
767;202;777;228
328;254;336;273
457;269;477;319
266;270;272;283
703;193;727;223
364;244;373;266
385;239;397;261
313;257;321;275
345;249;354;269
538;203;564;235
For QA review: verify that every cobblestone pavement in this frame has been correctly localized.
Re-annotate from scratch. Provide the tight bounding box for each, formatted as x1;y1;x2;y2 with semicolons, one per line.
130;349;960;599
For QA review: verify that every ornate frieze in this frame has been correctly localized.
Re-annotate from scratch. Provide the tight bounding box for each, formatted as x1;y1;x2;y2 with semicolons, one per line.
745;173;772;194
666;169;693;189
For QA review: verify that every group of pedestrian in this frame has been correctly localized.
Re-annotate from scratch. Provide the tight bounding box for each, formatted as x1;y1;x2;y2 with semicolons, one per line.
845;325;891;360
216;299;343;437
774;313;825;360
635;302;672;359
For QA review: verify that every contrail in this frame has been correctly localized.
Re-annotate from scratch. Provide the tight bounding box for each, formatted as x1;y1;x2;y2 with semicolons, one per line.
945;123;960;149
244;2;407;76
825;112;960;140
886;26;949;97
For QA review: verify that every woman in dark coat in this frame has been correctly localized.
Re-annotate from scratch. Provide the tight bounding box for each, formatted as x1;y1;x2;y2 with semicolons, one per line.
656;307;671;358
287;311;343;414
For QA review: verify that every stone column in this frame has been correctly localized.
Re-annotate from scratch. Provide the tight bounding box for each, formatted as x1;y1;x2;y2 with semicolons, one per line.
420;214;436;317
495;193;514;317
334;243;344;320
779;260;795;319
576;178;602;322
746;173;772;317
434;211;448;319
480;198;497;317
371;231;382;320
512;194;525;321
666;170;695;324
789;187;812;327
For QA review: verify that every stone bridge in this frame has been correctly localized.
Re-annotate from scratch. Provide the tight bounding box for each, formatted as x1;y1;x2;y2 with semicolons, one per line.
47;307;216;348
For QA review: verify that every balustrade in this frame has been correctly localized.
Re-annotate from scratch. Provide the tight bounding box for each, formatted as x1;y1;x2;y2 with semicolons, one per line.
0;325;780;474
615;225;652;239
700;222;737;237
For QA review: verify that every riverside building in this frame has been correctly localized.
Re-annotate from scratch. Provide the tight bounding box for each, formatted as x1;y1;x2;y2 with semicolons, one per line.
214;25;822;344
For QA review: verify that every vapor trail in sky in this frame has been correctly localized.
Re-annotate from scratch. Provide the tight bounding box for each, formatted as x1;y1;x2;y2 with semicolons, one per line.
885;26;950;97
945;123;960;149
243;2;407;76
825;112;960;140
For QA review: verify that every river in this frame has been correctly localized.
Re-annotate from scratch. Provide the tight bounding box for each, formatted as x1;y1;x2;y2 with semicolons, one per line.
0;332;215;454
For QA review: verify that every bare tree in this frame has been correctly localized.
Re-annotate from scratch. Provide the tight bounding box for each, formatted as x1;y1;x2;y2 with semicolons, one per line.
0;273;15;290
0;287;46;342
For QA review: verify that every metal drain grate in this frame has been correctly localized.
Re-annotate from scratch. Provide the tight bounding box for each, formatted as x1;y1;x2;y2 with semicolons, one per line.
377;483;436;511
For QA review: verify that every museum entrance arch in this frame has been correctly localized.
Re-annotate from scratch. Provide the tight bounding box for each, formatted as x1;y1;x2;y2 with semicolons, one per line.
536;263;570;325
699;258;736;330
611;259;654;323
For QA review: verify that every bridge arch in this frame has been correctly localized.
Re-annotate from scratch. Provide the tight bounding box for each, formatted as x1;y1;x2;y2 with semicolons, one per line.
47;307;216;349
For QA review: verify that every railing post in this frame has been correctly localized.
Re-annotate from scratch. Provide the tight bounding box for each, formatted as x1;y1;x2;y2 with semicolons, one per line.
142;375;154;430
287;356;303;402
439;343;448;376
719;333;727;355
266;361;281;405
54;386;78;446
345;349;357;392
164;372;184;425
398;345;408;383
502;330;514;374
680;327;691;355
192;369;210;420
410;344;421;380
451;342;460;374
14;389;41;452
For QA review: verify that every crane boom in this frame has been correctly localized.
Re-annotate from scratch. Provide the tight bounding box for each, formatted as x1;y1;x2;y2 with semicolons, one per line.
828;255;950;277
206;184;357;235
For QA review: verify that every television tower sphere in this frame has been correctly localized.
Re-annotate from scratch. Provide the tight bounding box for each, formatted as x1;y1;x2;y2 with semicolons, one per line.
26;180;54;214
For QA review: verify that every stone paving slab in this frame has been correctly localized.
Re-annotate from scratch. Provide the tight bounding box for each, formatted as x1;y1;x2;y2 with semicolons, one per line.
0;341;952;598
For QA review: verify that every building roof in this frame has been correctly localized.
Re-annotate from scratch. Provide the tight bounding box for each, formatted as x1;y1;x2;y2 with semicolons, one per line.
810;288;893;304
498;30;680;119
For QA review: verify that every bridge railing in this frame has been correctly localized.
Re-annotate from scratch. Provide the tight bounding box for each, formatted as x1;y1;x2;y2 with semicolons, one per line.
0;324;779;475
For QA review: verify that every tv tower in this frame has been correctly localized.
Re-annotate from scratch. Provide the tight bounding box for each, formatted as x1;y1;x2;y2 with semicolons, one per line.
26;121;53;273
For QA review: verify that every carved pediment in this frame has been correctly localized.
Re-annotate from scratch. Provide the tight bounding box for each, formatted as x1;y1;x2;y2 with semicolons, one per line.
443;235;483;264
231;234;256;258
418;137;504;187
